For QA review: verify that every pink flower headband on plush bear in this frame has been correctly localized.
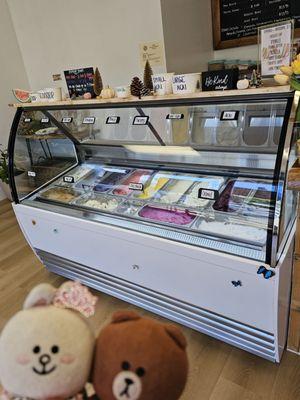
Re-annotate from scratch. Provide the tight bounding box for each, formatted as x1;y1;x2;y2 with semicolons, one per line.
53;281;98;317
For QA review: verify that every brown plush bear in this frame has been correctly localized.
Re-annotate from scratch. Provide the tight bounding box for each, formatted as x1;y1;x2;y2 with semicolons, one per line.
93;310;188;400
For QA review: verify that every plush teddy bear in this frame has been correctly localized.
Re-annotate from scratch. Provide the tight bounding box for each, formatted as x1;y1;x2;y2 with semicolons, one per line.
0;281;97;400
93;310;188;400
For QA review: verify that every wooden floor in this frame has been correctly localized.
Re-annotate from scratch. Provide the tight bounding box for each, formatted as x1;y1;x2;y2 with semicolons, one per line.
1;199;300;400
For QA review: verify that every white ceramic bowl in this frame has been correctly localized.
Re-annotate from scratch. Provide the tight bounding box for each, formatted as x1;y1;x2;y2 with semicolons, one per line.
172;73;201;95
115;86;130;98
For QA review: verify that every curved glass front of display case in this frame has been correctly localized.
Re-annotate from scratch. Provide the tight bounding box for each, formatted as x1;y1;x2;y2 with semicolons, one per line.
8;92;296;265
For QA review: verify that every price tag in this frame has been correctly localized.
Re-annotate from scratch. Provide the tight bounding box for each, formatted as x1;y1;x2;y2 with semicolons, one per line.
220;111;239;121
166;113;184;120
63;176;75;183
27;171;36;177
106;116;120;124
41;117;49;123
129;183;144;191
198;188;219;201
133;116;149;125
82;117;95;124
24;118;32;123
61;117;73;123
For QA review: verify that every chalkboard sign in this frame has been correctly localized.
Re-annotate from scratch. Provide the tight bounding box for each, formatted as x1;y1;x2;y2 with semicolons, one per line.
64;67;94;98
202;69;239;91
212;0;300;50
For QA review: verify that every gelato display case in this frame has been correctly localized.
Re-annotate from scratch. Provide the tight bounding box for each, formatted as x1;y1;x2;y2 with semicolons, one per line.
8;87;298;362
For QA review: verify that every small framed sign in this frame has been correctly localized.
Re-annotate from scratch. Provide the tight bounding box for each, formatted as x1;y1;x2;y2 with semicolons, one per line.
220;111;239;121
198;188;219;201
106;116;120;124
202;69;239;91
166;114;184;120
129;182;144;191
41;117;50;124
64;67;94;98
259;20;294;78
61;117;73;124
133;116;149;125
82;117;95;124
63;176;75;183
24;118;32;123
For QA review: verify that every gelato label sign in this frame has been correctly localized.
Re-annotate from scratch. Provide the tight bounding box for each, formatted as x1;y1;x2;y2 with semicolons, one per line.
166;114;184;120
106;116;120;124
260;21;293;77
133;116;149;125
129;183;144;191
63;176;75;183
83;117;95;124
220;111;239;121
27;171;36;177
62;117;73;123
41;117;50;123
198;188;219;201
24;118;32;123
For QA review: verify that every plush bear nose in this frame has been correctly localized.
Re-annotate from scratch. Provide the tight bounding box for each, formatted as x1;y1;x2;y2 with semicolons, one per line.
39;354;51;365
125;378;133;385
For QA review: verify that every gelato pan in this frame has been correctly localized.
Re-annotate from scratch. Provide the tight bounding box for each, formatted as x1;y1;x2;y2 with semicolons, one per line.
113;169;153;196
133;172;170;200
77;196;120;211
94;169;130;193
139;205;196;226
180;176;225;208
117;200;144;215
213;179;254;212
155;178;194;204
38;187;81;203
195;219;267;246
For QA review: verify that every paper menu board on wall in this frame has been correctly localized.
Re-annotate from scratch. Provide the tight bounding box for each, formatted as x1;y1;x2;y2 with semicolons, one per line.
139;41;165;67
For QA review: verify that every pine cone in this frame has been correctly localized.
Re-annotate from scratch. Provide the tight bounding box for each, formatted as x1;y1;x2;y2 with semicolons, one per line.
130;76;143;98
143;60;153;91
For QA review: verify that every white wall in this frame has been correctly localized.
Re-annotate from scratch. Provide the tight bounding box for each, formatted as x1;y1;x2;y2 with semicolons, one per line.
214;45;258;62
7;0;166;94
0;0;29;201
160;0;213;73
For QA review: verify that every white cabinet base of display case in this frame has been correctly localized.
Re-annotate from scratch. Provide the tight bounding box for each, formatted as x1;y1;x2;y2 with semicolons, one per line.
13;203;294;363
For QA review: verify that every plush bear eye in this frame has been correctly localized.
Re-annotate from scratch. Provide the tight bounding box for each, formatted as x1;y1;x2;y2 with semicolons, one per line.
121;361;130;370
33;346;40;354
51;345;59;354
136;367;145;377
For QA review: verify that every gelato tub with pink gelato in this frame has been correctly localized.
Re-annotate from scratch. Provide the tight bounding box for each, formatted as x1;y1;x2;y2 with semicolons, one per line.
113;169;153;196
138;205;196;226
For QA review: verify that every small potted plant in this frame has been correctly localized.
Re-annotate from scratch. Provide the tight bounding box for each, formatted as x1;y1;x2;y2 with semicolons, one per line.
0;146;12;201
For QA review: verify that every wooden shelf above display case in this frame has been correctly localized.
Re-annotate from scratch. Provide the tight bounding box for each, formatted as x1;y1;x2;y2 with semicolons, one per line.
9;85;293;108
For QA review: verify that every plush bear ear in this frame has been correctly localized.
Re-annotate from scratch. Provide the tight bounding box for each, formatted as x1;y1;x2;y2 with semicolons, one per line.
23;283;56;309
165;324;187;350
111;310;141;323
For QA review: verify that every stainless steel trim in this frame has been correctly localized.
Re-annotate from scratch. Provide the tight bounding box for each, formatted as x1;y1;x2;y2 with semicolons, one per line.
24;199;266;261
271;94;299;266
36;249;276;362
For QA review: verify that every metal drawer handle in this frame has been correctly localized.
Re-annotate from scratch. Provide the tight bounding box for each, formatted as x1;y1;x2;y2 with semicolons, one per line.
231;280;242;287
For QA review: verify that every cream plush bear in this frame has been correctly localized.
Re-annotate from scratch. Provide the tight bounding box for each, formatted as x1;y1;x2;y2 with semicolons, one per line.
0;282;97;400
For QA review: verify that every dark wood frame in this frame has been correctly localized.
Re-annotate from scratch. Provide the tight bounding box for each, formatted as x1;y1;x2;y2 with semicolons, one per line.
212;0;300;50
